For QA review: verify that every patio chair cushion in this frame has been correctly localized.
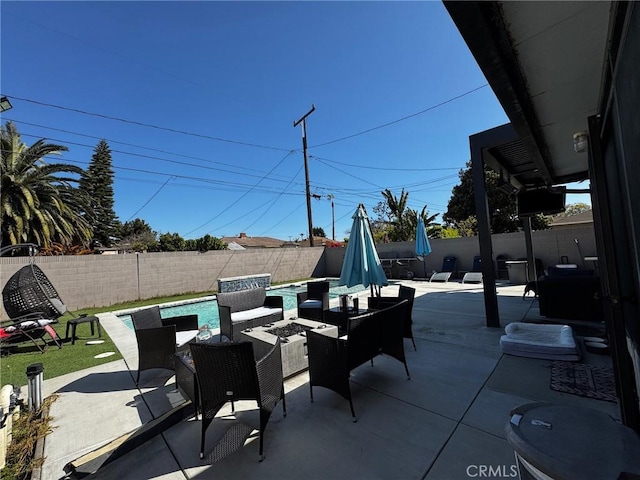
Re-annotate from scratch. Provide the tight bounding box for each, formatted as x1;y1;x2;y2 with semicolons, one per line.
1;316;62;352
299;299;322;309
230;306;283;323
217;288;284;340
500;322;581;361
296;281;329;322
5;318;54;331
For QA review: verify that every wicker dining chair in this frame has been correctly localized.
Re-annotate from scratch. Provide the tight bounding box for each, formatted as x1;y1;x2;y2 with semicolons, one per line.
131;306;199;386
367;285;417;350
132;325;177;386
190;338;286;462
296;280;330;321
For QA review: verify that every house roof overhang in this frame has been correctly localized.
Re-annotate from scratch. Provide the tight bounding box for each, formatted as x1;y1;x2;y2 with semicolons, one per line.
444;1;612;191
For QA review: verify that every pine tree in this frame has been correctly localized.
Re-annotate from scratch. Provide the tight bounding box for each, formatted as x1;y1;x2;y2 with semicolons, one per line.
80;140;118;247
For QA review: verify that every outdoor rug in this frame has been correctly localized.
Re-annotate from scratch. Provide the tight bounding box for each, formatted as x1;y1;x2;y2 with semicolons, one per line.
550;361;617;403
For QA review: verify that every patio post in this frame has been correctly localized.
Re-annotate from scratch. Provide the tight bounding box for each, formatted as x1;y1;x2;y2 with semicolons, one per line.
470;131;500;328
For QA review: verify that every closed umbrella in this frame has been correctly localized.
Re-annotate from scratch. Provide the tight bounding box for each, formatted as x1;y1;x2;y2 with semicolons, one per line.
415;217;432;279
339;204;388;296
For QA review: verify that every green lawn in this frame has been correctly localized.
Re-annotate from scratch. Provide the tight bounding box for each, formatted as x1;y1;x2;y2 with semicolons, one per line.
0;291;216;387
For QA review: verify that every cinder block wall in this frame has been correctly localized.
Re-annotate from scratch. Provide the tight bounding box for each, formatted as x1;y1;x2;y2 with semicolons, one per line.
325;226;597;277
0;247;326;319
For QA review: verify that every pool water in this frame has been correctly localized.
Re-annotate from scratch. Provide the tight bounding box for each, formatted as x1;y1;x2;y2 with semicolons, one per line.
118;280;370;331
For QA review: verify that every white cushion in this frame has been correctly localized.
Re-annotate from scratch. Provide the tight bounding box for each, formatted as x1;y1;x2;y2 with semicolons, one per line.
18;319;53;329
231;307;282;323
300;300;322;309
504;322;576;348
176;330;199;348
500;322;580;359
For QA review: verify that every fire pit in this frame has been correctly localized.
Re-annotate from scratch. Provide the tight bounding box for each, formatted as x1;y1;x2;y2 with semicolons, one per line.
239;318;337;378
265;322;313;340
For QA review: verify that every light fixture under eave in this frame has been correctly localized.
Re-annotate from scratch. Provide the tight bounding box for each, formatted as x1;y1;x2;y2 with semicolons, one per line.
0;96;12;112
573;131;589;153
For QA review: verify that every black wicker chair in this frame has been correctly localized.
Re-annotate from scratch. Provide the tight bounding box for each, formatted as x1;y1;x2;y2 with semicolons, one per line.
131;306;199;386
190;339;286;462
217;288;284;341
133;325;177;386
3;263;68;319
367;285;417;350
307;300;410;421
1;261;68;353
296;280;330;321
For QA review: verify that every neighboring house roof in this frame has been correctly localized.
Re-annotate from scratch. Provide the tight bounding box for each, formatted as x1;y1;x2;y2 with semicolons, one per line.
220;234;340;248
297;236;339;247
220;234;285;248
550;210;593;228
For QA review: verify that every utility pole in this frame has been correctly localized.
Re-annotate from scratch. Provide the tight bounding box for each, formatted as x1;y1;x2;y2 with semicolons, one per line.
327;194;335;240
293;104;316;246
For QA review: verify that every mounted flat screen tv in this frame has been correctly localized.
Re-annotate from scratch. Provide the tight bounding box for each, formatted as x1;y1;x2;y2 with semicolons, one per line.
517;188;566;216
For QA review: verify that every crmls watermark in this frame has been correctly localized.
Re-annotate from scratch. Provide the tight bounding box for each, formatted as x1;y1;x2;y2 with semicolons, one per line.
466;464;519;478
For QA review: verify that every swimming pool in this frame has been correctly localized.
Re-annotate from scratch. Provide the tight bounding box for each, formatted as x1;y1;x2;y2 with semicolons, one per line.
118;279;371;330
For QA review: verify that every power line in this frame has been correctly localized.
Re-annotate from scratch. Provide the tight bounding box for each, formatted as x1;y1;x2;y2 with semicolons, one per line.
185;150;295;236
59;155;305;196
309;84;489;148
314;157;384;190
17;126;453;212
3;94;291;152
258;200;306;236
126;176;175;222
17;130;301;187
309;154;462;172
240;164;305;234
4;83;490;162
7;118;295;178
116;175;304;197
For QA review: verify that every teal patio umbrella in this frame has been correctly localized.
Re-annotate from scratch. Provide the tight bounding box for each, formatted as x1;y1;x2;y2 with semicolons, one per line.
339;204;388;296
415;217;432;278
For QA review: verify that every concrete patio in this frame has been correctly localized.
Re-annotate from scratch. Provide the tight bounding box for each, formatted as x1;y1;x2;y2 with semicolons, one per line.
37;280;618;480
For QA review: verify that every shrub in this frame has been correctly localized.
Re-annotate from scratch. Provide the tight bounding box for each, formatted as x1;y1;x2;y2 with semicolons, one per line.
1;395;57;480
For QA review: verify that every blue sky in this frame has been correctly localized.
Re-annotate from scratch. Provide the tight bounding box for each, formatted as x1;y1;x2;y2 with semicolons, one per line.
1;1;588;242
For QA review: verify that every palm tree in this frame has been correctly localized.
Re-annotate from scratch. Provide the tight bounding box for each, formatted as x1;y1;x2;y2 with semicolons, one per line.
407;206;439;236
380;189;439;241
1;121;93;248
382;188;418;242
